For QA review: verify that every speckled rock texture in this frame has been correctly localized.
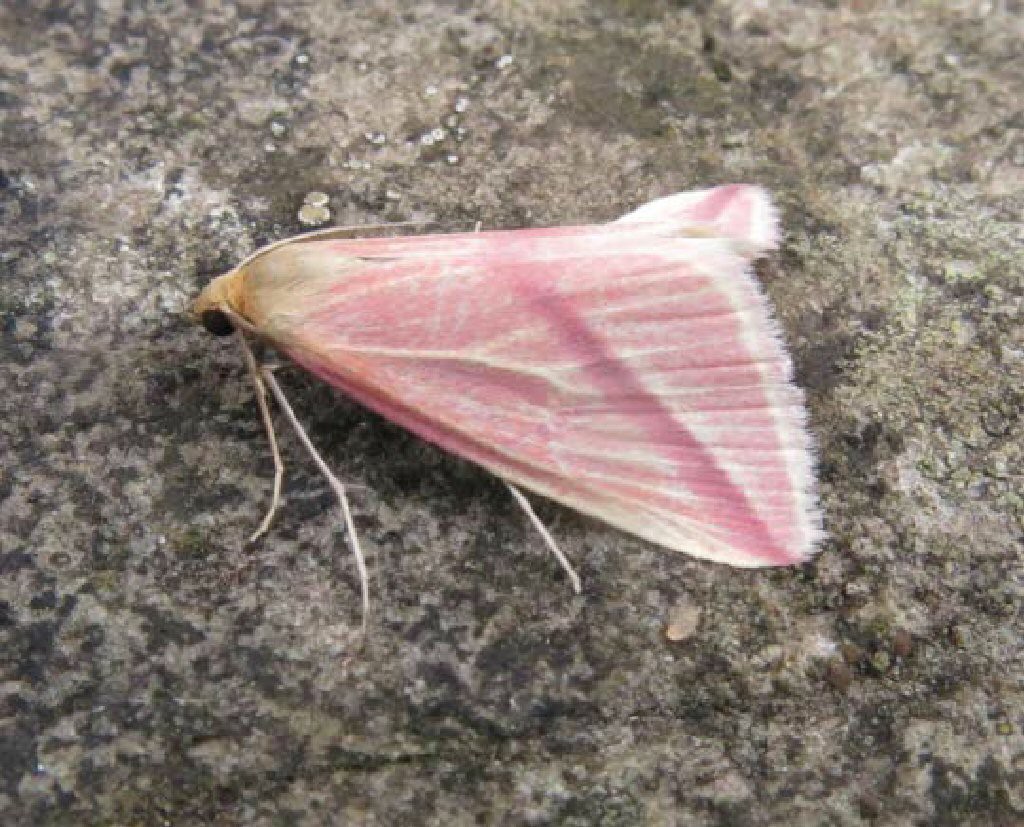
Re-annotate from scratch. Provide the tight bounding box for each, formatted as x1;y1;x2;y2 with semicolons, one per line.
1;1;1021;825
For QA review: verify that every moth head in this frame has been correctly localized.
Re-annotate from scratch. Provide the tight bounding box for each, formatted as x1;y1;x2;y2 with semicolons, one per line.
193;269;246;336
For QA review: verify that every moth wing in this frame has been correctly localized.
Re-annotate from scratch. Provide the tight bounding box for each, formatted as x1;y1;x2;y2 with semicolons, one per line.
246;187;819;566
613;183;779;255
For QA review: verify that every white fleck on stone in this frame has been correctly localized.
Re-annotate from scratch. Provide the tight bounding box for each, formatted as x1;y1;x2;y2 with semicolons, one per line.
298;203;331;227
664;597;702;642
303;191;330;207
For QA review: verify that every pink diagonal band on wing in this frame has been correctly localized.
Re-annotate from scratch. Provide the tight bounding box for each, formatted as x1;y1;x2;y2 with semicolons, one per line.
492;258;793;565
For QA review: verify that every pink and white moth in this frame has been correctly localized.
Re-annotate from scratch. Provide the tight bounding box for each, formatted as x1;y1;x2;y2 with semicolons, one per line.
193;185;821;626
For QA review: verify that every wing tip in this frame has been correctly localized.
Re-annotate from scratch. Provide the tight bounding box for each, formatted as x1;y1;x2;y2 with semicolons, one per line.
615;184;781;257
737;184;781;255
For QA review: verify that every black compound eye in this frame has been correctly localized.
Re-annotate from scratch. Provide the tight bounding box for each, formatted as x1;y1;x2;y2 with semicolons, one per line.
201;308;235;336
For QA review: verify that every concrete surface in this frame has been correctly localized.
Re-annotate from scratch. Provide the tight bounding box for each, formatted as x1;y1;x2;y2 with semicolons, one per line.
1;1;1021;824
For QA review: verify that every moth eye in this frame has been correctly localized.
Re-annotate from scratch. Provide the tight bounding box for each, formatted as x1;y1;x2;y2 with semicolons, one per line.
201;308;235;336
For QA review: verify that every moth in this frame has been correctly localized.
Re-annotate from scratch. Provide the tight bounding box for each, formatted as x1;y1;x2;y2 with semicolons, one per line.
193;185;821;630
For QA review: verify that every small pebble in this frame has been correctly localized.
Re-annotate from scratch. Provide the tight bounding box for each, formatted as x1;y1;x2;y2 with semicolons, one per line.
664;598;701;642
298;203;331;227
303;191;330;208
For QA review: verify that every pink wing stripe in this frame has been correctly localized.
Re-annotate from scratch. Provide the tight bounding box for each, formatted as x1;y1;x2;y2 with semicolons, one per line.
493;259;792;564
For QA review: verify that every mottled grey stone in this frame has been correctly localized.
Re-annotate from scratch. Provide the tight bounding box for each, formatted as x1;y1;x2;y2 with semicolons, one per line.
1;2;1021;825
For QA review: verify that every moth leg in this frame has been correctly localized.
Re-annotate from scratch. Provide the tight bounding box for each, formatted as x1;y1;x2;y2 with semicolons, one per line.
260;366;370;638
505;482;582;594
469;220;580;594
234;329;285;543
223;306;283;540
241;341;286;544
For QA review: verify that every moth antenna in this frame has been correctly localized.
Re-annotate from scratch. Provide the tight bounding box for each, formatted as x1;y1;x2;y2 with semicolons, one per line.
232;327;285;542
261;365;370;641
236;220;434;271
505;482;582;595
